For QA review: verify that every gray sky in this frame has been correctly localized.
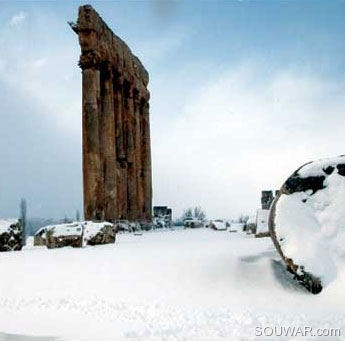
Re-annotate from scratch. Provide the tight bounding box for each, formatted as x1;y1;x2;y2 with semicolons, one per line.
1;1;345;220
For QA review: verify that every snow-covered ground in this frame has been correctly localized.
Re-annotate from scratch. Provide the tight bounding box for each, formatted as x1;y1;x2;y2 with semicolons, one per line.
0;228;344;340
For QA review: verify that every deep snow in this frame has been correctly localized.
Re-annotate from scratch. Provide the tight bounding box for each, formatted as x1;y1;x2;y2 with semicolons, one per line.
0;228;344;340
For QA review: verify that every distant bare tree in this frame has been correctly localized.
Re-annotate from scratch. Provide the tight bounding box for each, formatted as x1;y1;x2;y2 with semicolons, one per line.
181;208;193;221
76;209;80;222
193;206;206;221
20;198;27;245
180;206;207;222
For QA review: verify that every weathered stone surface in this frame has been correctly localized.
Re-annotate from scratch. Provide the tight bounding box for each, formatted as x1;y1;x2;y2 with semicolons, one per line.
46;234;83;249
71;5;152;222
83;221;116;245
34;223;84;249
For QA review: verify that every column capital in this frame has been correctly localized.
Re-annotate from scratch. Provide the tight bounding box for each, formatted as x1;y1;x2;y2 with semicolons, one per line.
79;51;101;70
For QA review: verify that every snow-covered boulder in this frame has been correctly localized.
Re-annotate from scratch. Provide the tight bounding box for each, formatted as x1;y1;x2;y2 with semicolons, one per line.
34;221;116;248
209;220;228;231
0;219;23;252
184;218;203;228
83;221;116;245
270;155;345;293
34;222;83;249
114;220;130;232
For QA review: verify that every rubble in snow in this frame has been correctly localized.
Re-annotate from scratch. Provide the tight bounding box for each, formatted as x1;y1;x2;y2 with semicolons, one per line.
34;222;83;248
209;220;228;231
83;221;116;245
34;221;116;248
0;219;23;252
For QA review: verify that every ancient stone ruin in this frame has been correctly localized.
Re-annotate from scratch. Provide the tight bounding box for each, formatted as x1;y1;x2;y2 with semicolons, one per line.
260;190;274;210
70;5;152;222
34;223;84;249
83;221;117;245
269;156;345;293
34;221;116;248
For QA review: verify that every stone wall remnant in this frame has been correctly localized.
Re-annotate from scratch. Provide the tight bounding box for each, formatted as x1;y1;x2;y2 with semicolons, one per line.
261;190;274;210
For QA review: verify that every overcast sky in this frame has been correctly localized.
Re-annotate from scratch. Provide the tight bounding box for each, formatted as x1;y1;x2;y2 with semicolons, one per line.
1;0;345;220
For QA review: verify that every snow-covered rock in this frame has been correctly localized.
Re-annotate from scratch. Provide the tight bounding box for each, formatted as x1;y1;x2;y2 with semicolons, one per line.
0;219;19;235
183;218;203;228
83;221;116;245
270;155;345;293
209;219;228;231
0;219;23;252
34;222;84;248
34;221;116;248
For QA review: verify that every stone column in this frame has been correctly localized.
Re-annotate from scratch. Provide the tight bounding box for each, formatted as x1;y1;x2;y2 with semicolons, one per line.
81;56;103;221
114;74;126;161
99;62;117;221
113;74;128;219
141;98;152;221
124;82;137;221
134;89;144;219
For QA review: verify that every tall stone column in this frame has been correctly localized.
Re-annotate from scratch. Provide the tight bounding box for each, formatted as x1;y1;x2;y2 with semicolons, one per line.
114;74;125;161
100;62;117;221
141;98;152;220
81;56;103;221
113;75;128;219
134;89;144;219
124;82;137;221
